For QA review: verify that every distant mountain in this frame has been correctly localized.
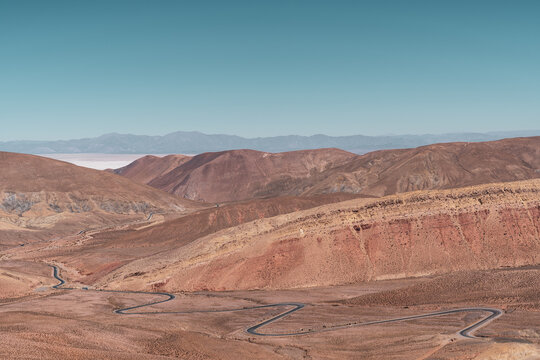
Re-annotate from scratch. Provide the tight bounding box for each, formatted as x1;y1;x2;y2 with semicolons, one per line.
1;130;539;154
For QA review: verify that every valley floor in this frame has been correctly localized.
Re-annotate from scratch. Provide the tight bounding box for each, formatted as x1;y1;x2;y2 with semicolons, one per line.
1;261;539;360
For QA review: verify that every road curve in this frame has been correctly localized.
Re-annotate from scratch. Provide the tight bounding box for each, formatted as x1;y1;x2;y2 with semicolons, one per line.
48;265;502;338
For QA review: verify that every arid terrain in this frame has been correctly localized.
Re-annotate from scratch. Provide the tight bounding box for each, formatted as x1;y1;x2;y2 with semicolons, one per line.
0;152;206;248
114;137;540;202
90;179;540;293
118;148;357;203
1;138;540;359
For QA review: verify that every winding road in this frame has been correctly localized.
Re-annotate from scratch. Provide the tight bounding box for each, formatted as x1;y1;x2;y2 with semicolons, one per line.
49;265;502;338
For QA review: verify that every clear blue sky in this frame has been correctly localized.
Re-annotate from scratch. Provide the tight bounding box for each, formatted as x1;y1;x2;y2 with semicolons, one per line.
1;0;539;141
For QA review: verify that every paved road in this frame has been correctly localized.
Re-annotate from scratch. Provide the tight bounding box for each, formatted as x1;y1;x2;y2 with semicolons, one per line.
49;265;502;338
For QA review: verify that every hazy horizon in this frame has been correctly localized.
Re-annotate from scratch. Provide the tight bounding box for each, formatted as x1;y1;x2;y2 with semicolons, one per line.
3;128;540;143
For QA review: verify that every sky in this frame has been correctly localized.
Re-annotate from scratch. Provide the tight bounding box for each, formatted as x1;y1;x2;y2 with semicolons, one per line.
1;0;539;141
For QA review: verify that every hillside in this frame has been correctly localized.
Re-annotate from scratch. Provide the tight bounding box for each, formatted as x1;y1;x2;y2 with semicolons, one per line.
112;154;191;184
97;179;540;292
0;152;201;246
115;137;540;202
300;136;540;197
146;148;356;202
40;193;367;284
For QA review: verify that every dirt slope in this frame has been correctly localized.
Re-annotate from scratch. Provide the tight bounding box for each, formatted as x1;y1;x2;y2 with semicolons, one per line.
112;154;191;185
0;152;201;245
302;136;540;197
115;137;540;202
342;266;540;310
98;179;540;292
121;148;357;202
33;193;368;284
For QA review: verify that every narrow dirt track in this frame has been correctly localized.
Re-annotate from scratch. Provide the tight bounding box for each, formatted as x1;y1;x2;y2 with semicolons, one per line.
49;265;502;338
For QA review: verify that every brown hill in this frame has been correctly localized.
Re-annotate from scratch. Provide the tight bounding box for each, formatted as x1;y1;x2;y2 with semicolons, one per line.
42;193;368;284
147;148;357;202
300;136;540;197
114;137;540;202
97;179;540;292
112;154;191;185
0;152;201;246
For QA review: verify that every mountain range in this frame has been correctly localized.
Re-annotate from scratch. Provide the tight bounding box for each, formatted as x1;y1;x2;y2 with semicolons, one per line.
2;130;540;154
114;137;540;203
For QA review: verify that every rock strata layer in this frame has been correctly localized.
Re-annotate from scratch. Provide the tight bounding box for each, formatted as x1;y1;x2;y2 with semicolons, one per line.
100;179;540;291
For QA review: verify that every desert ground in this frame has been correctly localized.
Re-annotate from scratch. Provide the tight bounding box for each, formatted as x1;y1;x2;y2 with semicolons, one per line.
1;260;539;359
1;138;539;359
